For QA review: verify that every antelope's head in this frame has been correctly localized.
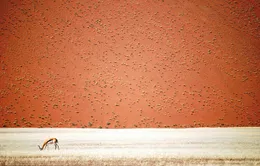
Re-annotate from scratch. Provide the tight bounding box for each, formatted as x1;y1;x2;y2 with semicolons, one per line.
38;145;43;151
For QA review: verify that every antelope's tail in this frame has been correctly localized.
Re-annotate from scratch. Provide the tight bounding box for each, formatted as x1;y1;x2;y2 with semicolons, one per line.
38;145;43;151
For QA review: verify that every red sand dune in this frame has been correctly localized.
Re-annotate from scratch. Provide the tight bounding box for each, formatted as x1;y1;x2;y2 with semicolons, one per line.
0;0;259;128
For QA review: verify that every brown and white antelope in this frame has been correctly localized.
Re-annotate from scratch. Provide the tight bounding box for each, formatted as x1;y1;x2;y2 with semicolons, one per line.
38;138;59;150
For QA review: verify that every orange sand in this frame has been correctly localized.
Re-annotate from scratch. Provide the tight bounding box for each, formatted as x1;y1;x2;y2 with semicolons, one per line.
0;0;259;128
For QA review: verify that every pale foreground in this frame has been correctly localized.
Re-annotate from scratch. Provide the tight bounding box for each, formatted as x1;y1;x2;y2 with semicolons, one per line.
0;128;259;166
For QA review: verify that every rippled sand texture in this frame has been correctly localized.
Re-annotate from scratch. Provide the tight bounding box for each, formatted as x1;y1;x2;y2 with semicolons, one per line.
0;128;260;165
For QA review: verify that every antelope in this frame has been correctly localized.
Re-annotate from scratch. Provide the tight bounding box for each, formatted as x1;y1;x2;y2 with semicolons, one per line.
38;138;59;150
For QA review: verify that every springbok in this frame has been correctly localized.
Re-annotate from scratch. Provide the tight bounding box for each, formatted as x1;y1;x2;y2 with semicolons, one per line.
38;138;59;150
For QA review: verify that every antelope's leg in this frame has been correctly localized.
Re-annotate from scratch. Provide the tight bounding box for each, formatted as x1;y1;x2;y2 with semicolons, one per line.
56;143;60;150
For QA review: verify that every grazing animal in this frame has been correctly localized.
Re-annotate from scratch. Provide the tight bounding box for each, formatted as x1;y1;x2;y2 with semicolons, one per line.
38;138;59;150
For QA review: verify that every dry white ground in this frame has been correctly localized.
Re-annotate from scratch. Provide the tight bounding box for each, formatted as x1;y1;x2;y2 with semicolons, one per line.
0;128;260;166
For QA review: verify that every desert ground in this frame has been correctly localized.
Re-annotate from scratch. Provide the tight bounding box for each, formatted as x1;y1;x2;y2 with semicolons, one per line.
0;128;260;165
1;0;260;128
